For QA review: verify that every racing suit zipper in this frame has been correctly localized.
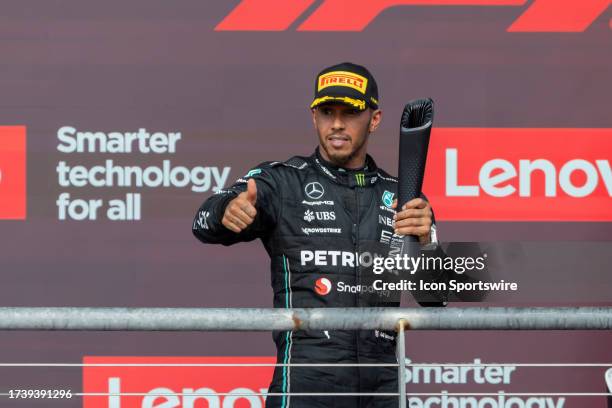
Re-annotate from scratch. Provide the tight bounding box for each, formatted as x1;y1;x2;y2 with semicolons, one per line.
354;185;362;402
354;187;361;306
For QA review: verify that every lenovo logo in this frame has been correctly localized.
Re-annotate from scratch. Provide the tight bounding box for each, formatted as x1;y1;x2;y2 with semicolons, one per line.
83;356;274;408
422;128;612;221
446;149;611;198
0;126;26;219
216;0;611;32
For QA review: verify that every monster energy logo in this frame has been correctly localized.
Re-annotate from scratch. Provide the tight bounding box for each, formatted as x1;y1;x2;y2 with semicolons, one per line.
355;173;365;186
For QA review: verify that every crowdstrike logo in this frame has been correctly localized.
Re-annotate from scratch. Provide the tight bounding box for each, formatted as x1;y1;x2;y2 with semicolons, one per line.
301;227;342;235
0;126;26;219
215;0;611;32
314;277;332;296
422;128;612;221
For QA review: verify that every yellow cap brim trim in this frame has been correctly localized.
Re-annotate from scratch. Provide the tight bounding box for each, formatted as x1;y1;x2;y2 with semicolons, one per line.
310;96;366;110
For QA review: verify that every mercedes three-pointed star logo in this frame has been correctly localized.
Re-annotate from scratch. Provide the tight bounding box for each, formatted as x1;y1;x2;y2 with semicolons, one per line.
304;182;324;199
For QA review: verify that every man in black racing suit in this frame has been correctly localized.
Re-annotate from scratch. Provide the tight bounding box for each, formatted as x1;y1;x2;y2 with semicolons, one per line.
193;62;446;408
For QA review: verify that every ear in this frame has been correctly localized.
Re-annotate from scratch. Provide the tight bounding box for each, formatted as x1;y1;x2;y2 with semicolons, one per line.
311;108;317;128
369;109;382;133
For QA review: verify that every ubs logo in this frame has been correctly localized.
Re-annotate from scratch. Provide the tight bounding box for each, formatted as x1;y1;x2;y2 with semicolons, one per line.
304;210;336;223
304;210;315;222
305;182;325;199
0;126;26;219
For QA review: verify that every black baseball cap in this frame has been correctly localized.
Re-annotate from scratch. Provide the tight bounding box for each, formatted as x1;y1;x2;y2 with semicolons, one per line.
310;62;379;111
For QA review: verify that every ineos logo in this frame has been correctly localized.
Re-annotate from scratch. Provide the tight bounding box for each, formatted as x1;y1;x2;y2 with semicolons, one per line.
304;182;324;199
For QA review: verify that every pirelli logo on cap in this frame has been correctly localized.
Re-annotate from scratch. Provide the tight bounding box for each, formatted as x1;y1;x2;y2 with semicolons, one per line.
318;71;367;94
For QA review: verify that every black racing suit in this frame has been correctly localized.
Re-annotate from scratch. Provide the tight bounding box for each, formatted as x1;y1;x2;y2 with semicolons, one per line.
193;148;447;408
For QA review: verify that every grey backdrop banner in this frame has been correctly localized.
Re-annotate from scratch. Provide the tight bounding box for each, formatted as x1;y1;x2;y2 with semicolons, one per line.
0;1;610;406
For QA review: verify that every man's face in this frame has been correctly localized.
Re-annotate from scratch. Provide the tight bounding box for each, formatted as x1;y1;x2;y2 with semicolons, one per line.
311;103;382;168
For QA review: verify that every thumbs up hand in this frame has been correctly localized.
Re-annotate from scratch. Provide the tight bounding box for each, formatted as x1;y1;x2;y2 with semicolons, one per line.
222;178;258;233
245;178;257;205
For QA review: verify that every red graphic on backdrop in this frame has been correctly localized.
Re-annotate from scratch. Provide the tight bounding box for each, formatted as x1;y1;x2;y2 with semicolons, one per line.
0;126;26;220
83;356;274;407
216;0;611;32
422;128;612;221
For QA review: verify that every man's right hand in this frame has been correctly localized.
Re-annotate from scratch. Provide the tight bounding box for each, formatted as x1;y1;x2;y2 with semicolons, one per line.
222;178;258;233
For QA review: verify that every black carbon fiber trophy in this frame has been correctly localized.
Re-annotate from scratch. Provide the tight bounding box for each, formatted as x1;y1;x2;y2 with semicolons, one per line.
396;98;449;305
397;98;434;254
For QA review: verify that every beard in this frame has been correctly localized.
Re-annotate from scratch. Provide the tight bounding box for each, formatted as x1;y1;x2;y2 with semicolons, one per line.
321;132;369;168
323;146;352;166
315;113;373;168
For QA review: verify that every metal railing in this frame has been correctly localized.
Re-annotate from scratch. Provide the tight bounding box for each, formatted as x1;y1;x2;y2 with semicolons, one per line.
0;306;611;407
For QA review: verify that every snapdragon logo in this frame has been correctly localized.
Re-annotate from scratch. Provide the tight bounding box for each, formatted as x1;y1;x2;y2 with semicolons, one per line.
313;277;389;297
314;277;332;296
